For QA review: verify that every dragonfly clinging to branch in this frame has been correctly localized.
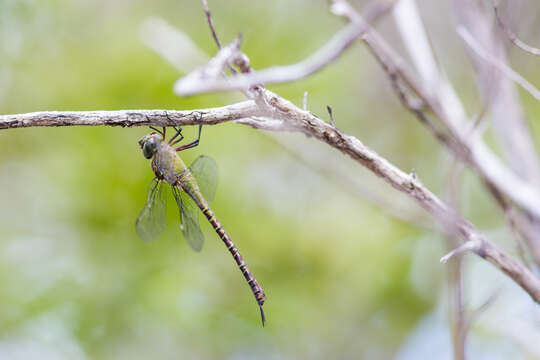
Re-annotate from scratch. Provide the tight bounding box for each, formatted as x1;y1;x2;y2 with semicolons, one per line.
135;113;266;325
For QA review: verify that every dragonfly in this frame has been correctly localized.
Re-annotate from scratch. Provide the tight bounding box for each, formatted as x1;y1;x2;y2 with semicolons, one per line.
135;114;266;326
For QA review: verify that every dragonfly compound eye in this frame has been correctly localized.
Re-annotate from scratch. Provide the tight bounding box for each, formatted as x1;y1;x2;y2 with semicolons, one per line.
142;140;156;159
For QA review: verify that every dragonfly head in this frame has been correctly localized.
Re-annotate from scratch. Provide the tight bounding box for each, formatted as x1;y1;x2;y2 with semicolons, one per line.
138;133;162;159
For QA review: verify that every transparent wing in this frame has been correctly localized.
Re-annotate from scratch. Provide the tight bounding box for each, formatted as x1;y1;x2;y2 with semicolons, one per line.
172;186;204;252
136;178;167;242
189;155;218;203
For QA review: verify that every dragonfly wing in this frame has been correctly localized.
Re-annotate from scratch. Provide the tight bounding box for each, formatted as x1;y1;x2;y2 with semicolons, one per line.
136;178;167;242
189;155;218;203
172;186;204;252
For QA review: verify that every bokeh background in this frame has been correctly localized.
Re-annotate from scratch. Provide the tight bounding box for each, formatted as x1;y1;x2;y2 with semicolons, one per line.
1;0;540;359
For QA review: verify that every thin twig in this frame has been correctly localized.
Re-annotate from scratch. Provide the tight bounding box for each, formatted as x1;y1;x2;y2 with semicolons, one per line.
201;0;222;50
386;68;466;159
174;36;243;96
494;6;540;56
458;26;540;102
327;106;336;127
441;241;480;264
201;0;244;81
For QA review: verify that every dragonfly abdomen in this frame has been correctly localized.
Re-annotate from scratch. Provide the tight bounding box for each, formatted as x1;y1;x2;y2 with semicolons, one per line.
201;206;266;325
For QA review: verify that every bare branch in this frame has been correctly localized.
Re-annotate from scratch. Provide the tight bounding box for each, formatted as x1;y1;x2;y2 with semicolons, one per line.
447;0;540;269
0;101;262;129
494;6;540;56
333;3;540;221
201;0;247;83
235;116;299;132
393;0;440;93
385;65;466;159
173;0;398;96
390;0;540;269
257;91;540;304
173;36;244;96
458;26;540;102
453;0;540;189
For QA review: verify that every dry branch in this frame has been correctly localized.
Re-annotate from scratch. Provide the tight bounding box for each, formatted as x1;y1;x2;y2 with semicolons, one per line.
0;101;261;129
333;1;540;225
247;89;540;304
456;0;540;187
450;0;540;269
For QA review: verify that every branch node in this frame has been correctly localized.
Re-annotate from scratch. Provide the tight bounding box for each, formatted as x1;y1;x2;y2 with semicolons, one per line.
441;240;479;264
232;52;251;74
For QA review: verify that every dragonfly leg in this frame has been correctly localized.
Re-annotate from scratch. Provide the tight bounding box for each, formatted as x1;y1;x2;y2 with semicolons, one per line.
159;111;180;145
170;131;184;146
163;111;185;145
170;129;184;145
149;125;165;138
148;113;165;137
174;112;202;152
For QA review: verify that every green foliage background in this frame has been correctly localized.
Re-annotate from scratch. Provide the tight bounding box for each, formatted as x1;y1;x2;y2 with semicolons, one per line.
4;0;537;359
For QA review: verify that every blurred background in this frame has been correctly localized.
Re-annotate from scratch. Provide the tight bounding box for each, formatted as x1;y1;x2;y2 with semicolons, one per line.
1;0;540;359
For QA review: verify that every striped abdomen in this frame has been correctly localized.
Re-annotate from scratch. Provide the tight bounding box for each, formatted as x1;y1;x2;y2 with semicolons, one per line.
201;206;266;325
